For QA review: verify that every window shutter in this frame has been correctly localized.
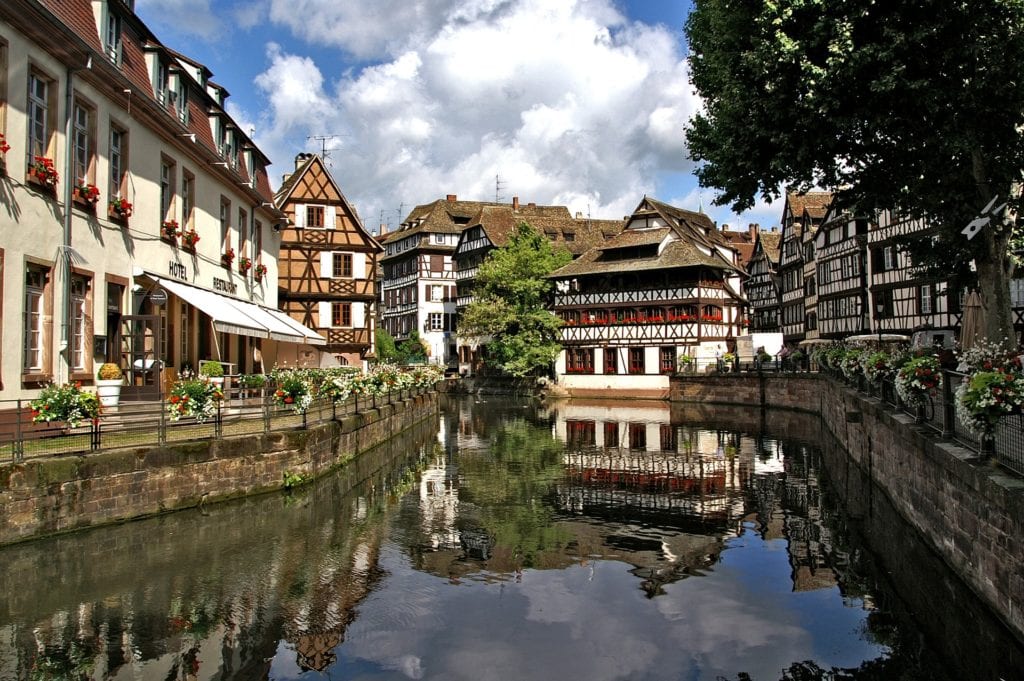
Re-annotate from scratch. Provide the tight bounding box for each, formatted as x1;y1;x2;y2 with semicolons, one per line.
320;252;333;278
353;302;365;328
325;205;336;229
354;253;366;279
294;204;306;228
318;301;330;328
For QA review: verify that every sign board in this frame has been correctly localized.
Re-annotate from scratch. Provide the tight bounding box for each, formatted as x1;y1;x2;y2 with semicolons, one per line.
150;288;168;305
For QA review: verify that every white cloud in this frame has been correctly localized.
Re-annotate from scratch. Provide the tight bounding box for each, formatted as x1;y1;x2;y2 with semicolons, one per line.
136;0;222;40
244;0;701;232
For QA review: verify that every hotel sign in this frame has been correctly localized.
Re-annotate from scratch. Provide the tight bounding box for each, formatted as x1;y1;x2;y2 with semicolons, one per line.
168;261;188;281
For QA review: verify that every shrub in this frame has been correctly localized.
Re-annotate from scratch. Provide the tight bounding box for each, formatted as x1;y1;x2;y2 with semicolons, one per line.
97;363;123;381
30;383;101;428
167;376;223;422
238;373;266;389
199;360;224;378
895;355;942;407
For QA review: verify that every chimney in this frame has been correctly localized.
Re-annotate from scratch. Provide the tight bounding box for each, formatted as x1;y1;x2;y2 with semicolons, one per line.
575;211;583;219
282;173;291;185
512;196;519;211
295;153;310;170
379;223;388;236
749;223;759;240
446;194;457;202
528;202;536;208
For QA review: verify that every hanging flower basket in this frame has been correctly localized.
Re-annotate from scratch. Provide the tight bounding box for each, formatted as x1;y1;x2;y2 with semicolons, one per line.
253;263;268;282
30;382;101;429
167;375;224;423
222;247;235;267
895;354;942;407
238;256;252;274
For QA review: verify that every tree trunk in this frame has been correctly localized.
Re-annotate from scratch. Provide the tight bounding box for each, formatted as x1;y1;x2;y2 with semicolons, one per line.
971;149;1017;349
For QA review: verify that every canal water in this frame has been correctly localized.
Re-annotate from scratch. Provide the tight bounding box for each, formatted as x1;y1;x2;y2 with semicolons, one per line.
1;396;1022;680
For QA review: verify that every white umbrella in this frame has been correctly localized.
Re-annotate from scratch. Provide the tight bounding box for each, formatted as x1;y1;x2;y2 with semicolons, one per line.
960;290;984;350
846;333;911;343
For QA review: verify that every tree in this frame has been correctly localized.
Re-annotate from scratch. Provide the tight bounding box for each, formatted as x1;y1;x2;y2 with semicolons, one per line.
458;222;572;377
375;328;401;364
398;330;428;364
685;0;1024;344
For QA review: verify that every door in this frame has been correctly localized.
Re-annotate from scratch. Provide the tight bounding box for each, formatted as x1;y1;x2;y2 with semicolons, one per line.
120;315;162;400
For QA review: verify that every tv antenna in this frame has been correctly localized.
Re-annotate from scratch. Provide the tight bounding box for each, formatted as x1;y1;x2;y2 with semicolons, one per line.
307;134;344;166
495;173;506;203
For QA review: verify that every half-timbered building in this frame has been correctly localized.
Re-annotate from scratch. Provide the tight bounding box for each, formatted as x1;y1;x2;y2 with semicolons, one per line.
275;153;382;368
379;195;492;365
814;207;869;339
867;211;959;345
451;199;622;374
777;192;831;344
746;229;782;332
549;197;746;398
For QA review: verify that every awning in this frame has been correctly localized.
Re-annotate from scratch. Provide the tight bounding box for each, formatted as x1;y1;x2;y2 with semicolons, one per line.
148;275;326;346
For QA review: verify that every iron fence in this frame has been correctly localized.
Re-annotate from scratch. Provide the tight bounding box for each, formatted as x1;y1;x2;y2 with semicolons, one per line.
0;383;435;463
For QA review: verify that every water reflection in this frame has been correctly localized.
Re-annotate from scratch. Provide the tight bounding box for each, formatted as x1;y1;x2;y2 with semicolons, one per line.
0;398;1021;680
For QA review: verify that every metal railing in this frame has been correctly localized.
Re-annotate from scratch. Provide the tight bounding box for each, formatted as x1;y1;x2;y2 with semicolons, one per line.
0;383;435;463
822;368;1024;477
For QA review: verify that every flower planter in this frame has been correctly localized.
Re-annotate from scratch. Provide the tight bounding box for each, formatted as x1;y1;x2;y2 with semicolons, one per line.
95;379;123;407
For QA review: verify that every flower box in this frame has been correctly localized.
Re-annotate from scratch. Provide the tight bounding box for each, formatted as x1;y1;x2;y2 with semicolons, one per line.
222;248;235;268
253;263;268;282
161;220;180;243
74;183;100;207
28;156;59;190
238;256;252;274
109;197;133;221
181;229;200;251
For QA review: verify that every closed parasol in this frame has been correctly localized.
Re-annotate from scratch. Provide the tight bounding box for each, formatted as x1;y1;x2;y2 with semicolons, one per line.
959;290;984;350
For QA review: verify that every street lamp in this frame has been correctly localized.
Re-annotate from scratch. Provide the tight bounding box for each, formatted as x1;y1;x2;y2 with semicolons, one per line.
876;301;885;345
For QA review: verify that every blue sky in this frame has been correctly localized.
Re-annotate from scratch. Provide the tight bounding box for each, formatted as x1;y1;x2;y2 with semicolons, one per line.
135;0;779;234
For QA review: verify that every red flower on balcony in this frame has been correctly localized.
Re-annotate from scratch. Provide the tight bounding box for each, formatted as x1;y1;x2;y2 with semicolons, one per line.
254;263;268;282
75;182;100;205
181;229;200;250
162;219;180;242
30;156;59;187
238;256;253;274
222;247;235;267
109;197;133;219
0;132;10;155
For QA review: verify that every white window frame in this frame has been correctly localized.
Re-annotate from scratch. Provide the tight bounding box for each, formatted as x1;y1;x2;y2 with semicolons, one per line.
105;11;122;64
28;72;49;160
73;102;90;184
920;284;933;315
109;125;125;198
23;269;45;371
428;312;443;331
70;277;87;371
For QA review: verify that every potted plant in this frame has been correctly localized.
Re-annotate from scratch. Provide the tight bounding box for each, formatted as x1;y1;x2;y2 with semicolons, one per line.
678;354;695;372
238;256;252;274
109;197;133;220
95;362;124;407
237;373;266;402
254;263;268;282
29;382;101;429
74;181;100;206
271;371;312;414
181;229;200;251
162;219;180;243
29;156;59;188
199;360;225;388
895;354;942;408
222;247;235;268
166;375;224;423
0;132;9;176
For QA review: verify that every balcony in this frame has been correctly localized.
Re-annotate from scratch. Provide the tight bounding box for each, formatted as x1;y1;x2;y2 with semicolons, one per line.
555;285;728;308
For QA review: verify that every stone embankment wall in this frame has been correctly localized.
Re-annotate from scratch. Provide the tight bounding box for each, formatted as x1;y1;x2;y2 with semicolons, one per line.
671;373;1024;643
0;393;438;546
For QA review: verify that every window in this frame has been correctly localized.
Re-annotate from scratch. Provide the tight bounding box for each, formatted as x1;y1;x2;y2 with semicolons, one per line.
428;312;443;331
604;348;618;374
333;253;353;278
920;284;934;314
220;197;231;250
255;221;263;264
70;276;89;371
433;233;445;244
155;60;169;105
221;127;235;166
179;301;191;369
160;159;175;222
603;422;619;449
237;208;248;258
181;170;195;228
883;245;896;271
628;348;645;374
660;346;676;374
567;348;594;373
566;420;596;448
173;76;189;124
628;423;646;450
104;10;122;63
660;425;677;452
73;101;94;186
431;285;444;302
109;124;127;198
23;266;47;372
28;72;52;160
307;205;324;228
332;302;351;327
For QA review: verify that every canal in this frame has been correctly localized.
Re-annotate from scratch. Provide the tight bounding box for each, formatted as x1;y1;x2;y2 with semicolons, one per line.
1;396;1022;680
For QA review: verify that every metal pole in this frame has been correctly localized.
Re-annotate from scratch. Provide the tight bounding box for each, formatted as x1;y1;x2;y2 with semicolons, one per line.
58;66;76;385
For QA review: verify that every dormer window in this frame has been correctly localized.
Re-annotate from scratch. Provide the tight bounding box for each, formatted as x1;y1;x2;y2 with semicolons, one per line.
155;61;169;105
172;75;189;125
105;11;122;64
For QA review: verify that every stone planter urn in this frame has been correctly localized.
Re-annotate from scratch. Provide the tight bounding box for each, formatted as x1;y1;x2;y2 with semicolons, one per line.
96;363;124;407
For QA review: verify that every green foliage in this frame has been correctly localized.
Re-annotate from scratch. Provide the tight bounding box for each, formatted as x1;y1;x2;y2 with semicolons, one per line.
397;330;428;363
237;373;266;389
686;0;1024;341
167;377;224;422
96;363;123;380
282;470;306;490
458;222;573;377
199;360;224;378
30;383;101;428
375;328;401;364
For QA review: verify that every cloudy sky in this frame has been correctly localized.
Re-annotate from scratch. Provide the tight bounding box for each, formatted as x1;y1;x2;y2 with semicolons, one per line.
135;0;780;234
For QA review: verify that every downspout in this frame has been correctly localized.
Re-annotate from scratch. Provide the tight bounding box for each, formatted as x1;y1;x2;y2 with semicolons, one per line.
58;65;76;385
